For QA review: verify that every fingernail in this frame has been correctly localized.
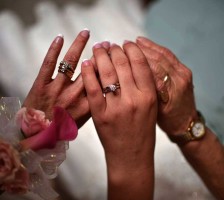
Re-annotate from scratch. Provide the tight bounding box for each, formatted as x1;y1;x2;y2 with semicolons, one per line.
93;42;102;49
101;40;110;49
82;59;91;66
110;43;117;47
136;36;144;43
80;28;90;38
55;33;64;43
123;40;131;44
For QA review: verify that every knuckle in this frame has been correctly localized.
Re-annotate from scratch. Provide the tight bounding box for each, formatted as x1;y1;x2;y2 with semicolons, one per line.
161;46;172;56
95;115;109;126
65;54;79;66
131;57;148;66
184;68;193;80
114;57;129;68
147;95;157;107
88;87;100;98
153;52;163;61
125;98;138;114
101;70;114;79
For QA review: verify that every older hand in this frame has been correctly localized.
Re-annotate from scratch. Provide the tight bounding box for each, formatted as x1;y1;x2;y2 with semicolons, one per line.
137;37;197;136
23;30;91;128
81;41;157;200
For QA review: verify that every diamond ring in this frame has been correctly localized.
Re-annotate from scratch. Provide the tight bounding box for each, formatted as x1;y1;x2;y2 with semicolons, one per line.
58;61;74;79
102;83;120;94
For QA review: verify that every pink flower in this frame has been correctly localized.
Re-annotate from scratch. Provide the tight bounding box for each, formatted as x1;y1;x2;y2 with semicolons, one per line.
0;140;29;194
16;107;51;137
20;107;78;151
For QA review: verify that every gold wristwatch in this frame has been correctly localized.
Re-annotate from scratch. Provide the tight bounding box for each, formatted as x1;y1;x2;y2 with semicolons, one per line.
170;111;206;145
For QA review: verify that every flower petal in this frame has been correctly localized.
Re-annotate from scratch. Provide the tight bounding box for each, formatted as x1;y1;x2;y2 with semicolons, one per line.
20;107;78;151
53;107;78;141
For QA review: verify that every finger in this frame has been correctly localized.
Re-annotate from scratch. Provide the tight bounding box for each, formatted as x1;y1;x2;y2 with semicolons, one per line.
37;34;64;85
93;42;120;98
56;29;90;82
59;74;86;107
137;43;175;77
91;41;110;72
81;59;105;116
110;44;136;94
123;41;155;92
101;41;110;51
135;44;172;94
136;36;180;67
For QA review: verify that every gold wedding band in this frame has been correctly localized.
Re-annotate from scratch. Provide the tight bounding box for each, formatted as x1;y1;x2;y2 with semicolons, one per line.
158;74;170;103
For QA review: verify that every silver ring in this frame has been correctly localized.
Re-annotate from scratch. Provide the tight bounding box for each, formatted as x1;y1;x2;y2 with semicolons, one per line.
103;83;120;94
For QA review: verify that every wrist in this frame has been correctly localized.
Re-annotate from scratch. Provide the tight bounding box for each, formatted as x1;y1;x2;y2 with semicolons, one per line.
167;110;198;137
168;110;206;145
107;159;154;200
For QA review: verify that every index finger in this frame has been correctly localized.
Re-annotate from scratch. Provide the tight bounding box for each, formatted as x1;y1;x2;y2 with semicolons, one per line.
123;41;155;93
37;34;64;85
136;37;179;67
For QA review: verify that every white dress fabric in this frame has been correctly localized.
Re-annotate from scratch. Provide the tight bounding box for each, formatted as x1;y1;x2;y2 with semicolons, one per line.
0;0;220;199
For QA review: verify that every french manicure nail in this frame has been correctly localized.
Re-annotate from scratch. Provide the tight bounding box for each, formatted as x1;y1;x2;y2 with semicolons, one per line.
93;42;102;49
55;33;64;43
110;43;117;47
136;36;144;43
81;29;90;37
101;40;110;49
123;40;131;44
82;59;91;66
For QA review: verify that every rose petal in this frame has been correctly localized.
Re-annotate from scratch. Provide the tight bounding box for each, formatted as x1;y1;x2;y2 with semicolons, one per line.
20;107;78;151
20;122;57;150
53;107;78;141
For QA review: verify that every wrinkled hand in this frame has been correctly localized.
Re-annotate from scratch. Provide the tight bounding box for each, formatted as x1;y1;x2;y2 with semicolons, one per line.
137;37;197;136
81;41;157;199
23;30;91;128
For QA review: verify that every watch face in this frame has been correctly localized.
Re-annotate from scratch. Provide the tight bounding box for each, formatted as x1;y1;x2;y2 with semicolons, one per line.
192;122;205;138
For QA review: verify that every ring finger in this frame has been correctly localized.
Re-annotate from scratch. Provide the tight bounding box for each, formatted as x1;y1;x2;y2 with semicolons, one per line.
56;29;90;84
93;42;120;103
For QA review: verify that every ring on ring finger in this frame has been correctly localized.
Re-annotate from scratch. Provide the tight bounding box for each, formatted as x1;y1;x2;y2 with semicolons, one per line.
58;61;74;79
158;74;170;103
102;82;120;96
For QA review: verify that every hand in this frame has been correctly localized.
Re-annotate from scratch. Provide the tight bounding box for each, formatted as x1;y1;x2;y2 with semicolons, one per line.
81;41;157;200
23;30;91;128
136;37;197;136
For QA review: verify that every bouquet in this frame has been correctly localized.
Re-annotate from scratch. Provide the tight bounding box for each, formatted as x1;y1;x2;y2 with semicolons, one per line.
0;97;78;199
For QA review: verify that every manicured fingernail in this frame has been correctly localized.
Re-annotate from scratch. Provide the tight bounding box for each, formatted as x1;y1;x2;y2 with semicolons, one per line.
82;59;91;66
111;43;117;47
80;29;90;37
123;40;131;44
55;34;64;43
93;42;102;49
101;40;110;49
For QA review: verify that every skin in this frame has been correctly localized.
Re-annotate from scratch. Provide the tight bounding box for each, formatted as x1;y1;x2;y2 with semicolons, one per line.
81;41;157;200
23;30;91;128
136;36;224;200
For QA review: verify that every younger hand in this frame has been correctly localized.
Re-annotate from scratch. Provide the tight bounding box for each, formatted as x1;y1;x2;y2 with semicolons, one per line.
81;41;157;200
